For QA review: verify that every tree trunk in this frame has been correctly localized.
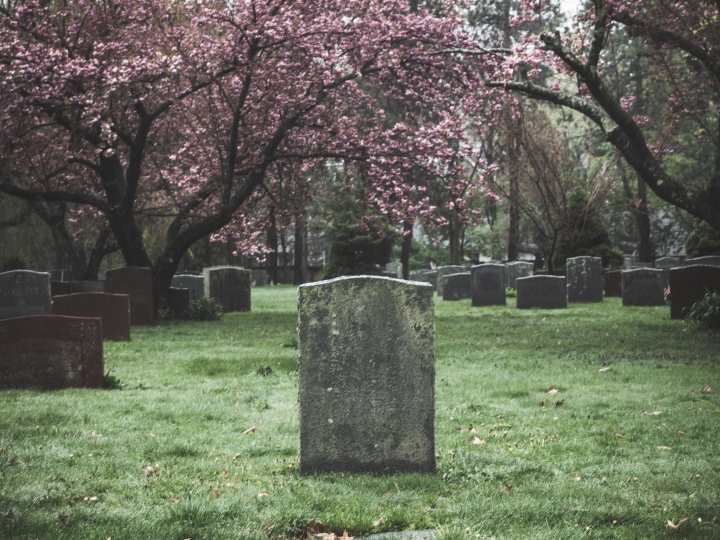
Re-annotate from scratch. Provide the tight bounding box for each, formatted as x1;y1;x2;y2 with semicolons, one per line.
267;206;279;285
293;214;308;285
401;220;413;280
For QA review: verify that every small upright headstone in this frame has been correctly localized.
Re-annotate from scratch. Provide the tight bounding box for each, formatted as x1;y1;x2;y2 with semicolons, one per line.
297;276;435;475
516;276;567;309
505;261;533;290
0;315;104;389
171;274;204;300
442;273;472;301
436;266;468;296
566;256;603;303
203;266;251;312
670;265;720;319
683;256;720;267
621;269;665;307
0;270;52;320
52;292;131;340
471;264;506;307
105;267;155;326
604;270;622;297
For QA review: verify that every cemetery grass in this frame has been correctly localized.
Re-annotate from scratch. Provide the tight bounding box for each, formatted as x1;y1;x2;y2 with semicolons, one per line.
0;287;718;539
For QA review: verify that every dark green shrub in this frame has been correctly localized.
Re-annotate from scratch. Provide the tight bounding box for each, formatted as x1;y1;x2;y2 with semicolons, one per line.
685;220;720;258
189;297;224;321
686;291;720;331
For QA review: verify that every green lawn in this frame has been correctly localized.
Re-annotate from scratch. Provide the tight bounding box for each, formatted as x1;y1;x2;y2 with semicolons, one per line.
1;285;718;539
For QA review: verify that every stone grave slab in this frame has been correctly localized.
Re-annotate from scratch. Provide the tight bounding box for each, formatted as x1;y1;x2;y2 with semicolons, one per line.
655;257;680;269
171;274;204;300
516;275;567;309
52;292;130;340
442;273;472;301
436;266;468;296
203;266;251;312
105;266;155;326
0;315;104;389
505;261;533;290
604;270;622;297
670;265;720;319
298;276;435;475
471;264;506;306
621;269;665;307
566;256;603;303
0;270;52;320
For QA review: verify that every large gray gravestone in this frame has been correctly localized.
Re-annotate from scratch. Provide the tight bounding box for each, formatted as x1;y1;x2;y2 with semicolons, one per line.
0;270;52;320
442;273;472;301
566;256;603;303
471;264;506;306
436;266;467;296
516;275;567;309
203;266;251;312
52;292;131;340
105;266;155;326
171;274;204;300
670;265;720;319
0;315;104;389
621;269;665;307
297;276;435;475
505;261;533;290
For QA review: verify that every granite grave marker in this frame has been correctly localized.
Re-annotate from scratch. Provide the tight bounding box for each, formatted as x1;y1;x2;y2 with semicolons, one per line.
516;275;567;309
0;270;52;320
566;256;603;303
471;264;506;306
105;266;155;326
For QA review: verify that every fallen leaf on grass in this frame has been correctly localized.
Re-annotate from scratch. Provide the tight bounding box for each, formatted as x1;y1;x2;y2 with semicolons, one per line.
614;433;624;439
242;425;257;435
142;464;162;476
553;399;565;408
373;518;385;527
75;496;99;503
667;518;688;532
598;367;612;373
502;482;512;491
539;399;546;408
700;386;713;394
548;388;558;395
642;411;663;416
657;446;673;451
471;437;487;446
252;490;269;499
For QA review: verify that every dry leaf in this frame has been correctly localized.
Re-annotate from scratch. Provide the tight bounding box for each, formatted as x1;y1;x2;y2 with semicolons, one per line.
252;490;269;498
372;518;385;527
553;399;565;408
242;425;257;435
667;518;688;532
573;475;581;481
471;437;487;446
598;367;611;373
657;446;673;451
700;386;713;394
539;399;546;408
614;433;623;439
211;490;221;497
548;388;558;395
642;411;663;416
502;482;512;491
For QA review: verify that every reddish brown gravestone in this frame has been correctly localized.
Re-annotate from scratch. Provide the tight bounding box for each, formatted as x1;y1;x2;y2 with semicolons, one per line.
52;292;130;341
0;315;104;390
105;266;155;325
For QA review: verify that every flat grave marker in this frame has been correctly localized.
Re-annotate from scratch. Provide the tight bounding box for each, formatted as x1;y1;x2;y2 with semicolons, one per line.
203;266;251;312
621;269;665;307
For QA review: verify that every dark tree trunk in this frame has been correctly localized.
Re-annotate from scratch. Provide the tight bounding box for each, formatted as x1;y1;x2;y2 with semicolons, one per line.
401;220;413;280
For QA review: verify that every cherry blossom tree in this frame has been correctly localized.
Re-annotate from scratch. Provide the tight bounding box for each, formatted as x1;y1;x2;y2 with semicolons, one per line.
483;0;720;233
0;0;488;304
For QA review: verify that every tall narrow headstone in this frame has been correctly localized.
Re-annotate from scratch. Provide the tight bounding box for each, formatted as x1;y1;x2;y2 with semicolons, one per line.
105;266;155;326
52;292;131;340
505;261;533;290
621;269;665;307
516;275;567;309
298;276;435;475
471;264;506;307
0;270;52;320
442;272;472;301
566;256;603;303
670;265;720;319
203;266;251;312
0;315;104;389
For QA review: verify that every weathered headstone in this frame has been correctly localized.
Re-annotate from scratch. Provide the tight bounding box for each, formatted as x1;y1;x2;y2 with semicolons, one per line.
0;315;104;389
105;267;155;326
168;287;191;319
621;269;665;307
683;256;720;267
516;275;567;309
436;266;468;296
471;264;506;306
505;261;533;290
0;270;52;320
51;280;105;297
409;270;438;289
655;257;680;269
566;256;603;303
203;266;251;312
297;276;435;475
52;292;131;340
670;265;720;319
442;272;472;301
604;270;622;297
171;274;204;300
49;269;67;282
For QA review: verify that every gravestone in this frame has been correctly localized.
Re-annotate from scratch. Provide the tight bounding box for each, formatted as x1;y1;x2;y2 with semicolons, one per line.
297;276;435;475
505;261;533;290
604;270;622;297
471;264;506;306
670;265;720;319
655;257;680;269
0;270;52;320
52;292;131;340
171;274;204;300
566;256;603;303
105;267;155;326
621;269;665;307
436;266;467;296
251;269;266;286
409;270;438;289
516;275;567;309
49;269;67;282
0;315;104;389
203;266;251;312
51;280;105;297
168;287;191;319
442;273;472;301
683;256;720;267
